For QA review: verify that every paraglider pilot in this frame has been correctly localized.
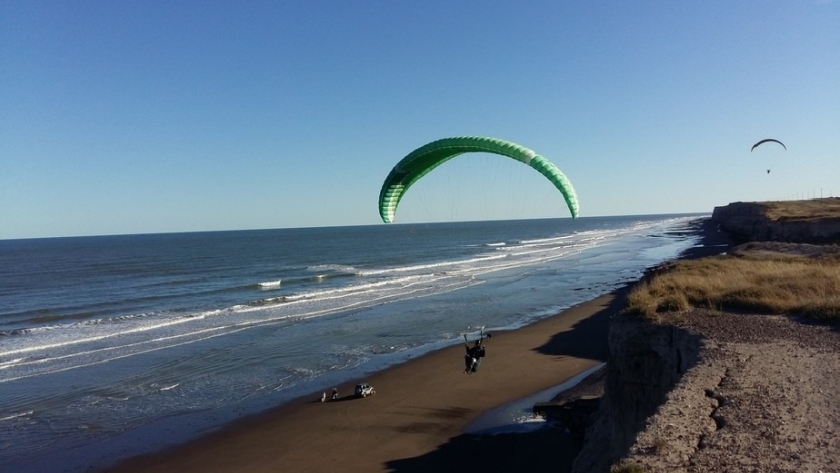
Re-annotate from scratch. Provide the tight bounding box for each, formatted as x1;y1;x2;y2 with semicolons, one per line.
463;333;490;374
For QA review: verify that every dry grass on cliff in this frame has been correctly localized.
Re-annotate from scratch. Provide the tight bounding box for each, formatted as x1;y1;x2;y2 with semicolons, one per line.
624;246;840;323
762;197;840;221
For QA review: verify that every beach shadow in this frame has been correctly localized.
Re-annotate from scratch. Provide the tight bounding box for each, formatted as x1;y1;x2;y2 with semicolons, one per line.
384;428;580;473
532;286;628;361
310;394;374;404
678;217;734;260
330;395;369;403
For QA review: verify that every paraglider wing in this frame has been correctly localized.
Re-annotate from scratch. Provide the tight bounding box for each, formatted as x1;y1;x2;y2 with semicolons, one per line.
750;139;787;152
378;136;579;223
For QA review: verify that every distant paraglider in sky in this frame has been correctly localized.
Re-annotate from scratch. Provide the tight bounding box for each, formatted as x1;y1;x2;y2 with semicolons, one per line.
751;138;787;152
378;136;579;223
751;138;786;175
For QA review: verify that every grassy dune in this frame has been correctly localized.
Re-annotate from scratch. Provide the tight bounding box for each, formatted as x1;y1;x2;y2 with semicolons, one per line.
624;242;840;323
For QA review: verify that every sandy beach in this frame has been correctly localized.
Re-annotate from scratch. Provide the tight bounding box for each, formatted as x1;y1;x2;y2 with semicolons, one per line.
105;285;625;473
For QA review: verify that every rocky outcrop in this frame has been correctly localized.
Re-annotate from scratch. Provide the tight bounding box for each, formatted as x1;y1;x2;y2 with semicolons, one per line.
711;199;840;244
572;317;702;473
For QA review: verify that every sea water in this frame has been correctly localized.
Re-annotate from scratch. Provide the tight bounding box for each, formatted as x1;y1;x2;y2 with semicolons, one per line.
0;215;706;472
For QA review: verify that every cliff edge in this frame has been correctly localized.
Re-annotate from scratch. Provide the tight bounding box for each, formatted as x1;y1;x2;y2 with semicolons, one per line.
711;198;840;244
572;201;840;473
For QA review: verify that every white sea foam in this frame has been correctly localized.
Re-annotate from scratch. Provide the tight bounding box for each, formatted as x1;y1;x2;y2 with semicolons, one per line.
258;280;282;289
357;253;507;276
307;264;358;273
0;311;210;358
0;357;25;369
0;410;34;421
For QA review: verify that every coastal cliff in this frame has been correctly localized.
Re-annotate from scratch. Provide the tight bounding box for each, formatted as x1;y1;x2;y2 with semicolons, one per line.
571;201;840;472
711;198;840;244
571;318;703;473
569;218;730;473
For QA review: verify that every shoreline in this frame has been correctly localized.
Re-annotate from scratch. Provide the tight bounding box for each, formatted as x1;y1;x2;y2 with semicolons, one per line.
105;286;625;473
103;219;725;473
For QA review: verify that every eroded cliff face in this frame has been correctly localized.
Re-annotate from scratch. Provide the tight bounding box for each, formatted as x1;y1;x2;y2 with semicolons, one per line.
575;312;840;473
572;317;702;473
711;201;840;244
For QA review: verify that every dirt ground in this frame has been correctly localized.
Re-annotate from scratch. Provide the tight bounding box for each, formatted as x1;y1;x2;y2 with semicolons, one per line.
619;311;840;473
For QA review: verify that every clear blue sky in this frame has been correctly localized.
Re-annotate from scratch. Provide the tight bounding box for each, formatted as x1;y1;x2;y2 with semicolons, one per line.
2;1;838;239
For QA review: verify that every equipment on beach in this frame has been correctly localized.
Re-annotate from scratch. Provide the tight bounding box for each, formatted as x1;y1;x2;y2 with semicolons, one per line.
378;136;579;223
354;383;376;398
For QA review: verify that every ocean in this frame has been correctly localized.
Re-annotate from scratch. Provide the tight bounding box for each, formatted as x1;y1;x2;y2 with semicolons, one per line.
0;214;706;472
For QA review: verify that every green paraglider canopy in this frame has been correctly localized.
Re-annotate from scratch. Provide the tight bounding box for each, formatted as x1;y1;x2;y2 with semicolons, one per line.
378;136;579;223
